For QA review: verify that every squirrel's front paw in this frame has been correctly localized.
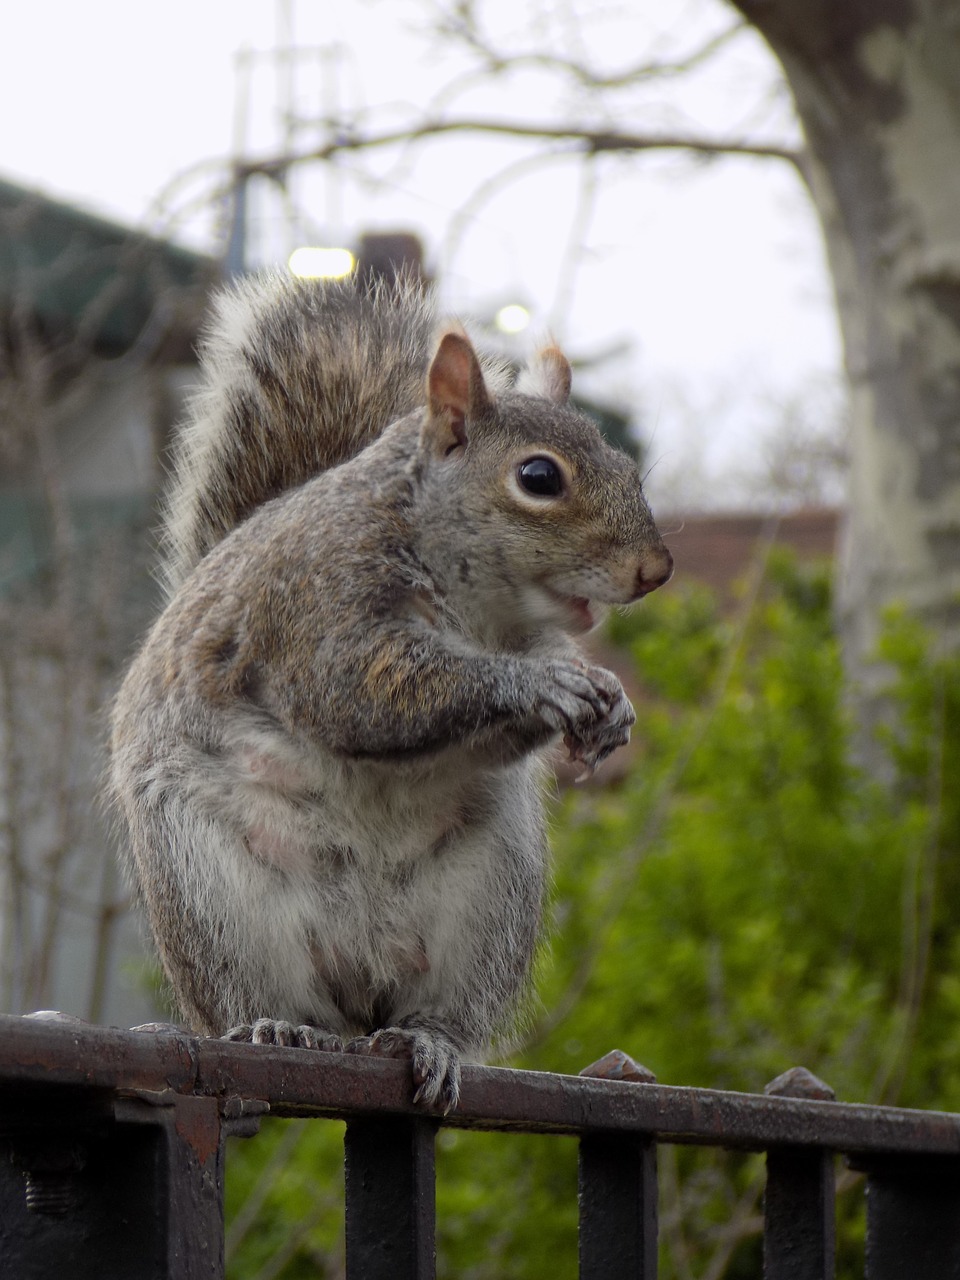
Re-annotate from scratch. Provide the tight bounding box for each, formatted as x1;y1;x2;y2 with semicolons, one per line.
345;1026;461;1112
223;1019;344;1052
565;674;636;777
538;660;635;775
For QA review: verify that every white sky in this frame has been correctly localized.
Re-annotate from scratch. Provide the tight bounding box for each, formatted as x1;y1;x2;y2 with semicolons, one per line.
0;0;843;507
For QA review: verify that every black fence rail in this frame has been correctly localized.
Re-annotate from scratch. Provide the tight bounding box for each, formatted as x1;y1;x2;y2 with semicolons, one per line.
2;1012;960;1278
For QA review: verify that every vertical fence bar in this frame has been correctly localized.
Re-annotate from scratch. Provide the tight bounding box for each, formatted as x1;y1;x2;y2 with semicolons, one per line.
858;1155;960;1280
578;1134;657;1279
344;1116;437;1280
763;1147;835;1280
155;1095;231;1280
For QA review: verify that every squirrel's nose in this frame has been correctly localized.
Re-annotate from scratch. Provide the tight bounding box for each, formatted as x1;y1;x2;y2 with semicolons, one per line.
635;548;673;597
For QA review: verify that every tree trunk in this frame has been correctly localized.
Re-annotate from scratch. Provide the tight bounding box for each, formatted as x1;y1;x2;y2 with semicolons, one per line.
734;0;960;684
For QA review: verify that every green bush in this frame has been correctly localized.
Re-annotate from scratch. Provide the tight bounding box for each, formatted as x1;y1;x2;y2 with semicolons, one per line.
225;552;960;1278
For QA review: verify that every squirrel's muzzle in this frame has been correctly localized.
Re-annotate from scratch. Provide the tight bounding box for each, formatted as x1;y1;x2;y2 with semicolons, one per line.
635;547;674;598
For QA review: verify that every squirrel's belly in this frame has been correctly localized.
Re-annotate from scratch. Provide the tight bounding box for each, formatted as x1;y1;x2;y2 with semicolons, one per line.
304;817;503;1029
229;773;479;874
215;734;515;995
219;719;507;873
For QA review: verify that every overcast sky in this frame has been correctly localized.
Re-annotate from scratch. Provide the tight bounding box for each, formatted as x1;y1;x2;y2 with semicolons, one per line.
1;0;842;507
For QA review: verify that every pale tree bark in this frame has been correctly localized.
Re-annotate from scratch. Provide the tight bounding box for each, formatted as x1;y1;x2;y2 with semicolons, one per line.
733;0;960;680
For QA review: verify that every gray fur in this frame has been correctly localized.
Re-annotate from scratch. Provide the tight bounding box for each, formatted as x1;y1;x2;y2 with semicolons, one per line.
109;273;672;1110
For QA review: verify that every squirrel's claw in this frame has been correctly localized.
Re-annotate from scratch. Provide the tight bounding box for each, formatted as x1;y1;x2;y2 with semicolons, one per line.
545;660;634;777
346;1026;461;1112
223;1019;343;1052
564;702;632;779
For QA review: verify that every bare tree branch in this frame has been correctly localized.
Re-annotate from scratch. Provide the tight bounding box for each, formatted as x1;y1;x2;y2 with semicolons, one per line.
238;117;808;184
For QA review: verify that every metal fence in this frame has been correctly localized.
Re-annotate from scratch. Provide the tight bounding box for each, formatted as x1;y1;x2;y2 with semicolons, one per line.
2;1012;959;1278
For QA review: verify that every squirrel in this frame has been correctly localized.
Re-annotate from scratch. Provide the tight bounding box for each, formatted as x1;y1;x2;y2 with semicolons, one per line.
108;271;673;1111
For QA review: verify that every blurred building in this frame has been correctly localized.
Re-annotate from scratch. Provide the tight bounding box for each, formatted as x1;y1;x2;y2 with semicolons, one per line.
0;178;216;1027
0;177;217;592
661;509;839;601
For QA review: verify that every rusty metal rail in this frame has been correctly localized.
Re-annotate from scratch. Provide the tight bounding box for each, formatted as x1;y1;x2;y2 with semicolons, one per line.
1;1012;959;1277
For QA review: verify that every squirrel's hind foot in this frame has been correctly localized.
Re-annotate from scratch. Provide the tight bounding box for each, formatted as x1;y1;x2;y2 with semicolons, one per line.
223;1019;344;1052
345;1025;461;1113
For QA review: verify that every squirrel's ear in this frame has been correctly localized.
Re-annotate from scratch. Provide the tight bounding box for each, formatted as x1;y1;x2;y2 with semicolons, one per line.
516;345;572;405
423;330;493;455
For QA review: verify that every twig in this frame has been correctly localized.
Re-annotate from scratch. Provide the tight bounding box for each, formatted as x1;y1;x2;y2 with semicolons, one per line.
701;1163;765;1280
432;4;749;89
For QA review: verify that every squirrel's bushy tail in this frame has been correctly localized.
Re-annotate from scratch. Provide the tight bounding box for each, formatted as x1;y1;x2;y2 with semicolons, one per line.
161;272;438;596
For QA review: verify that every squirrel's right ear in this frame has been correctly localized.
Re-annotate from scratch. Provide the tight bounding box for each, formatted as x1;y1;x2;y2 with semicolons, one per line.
516;345;572;404
423;331;493;456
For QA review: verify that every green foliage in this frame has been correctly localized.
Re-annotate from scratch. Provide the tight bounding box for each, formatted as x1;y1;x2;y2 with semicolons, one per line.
225;1119;345;1278
225;553;960;1279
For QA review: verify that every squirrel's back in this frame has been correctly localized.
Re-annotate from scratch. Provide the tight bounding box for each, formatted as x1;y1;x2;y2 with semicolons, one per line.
162;272;445;595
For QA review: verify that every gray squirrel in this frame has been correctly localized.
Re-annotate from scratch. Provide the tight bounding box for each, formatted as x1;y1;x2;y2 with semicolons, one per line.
108;272;673;1110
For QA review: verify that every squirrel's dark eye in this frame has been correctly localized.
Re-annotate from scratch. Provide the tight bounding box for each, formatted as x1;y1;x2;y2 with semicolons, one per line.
517;456;564;497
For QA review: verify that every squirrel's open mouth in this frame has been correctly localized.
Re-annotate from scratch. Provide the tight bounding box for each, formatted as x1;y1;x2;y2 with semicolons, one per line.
543;590;595;633
568;596;595;631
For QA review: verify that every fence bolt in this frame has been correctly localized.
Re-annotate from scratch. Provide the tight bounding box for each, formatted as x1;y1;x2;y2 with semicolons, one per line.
14;1142;86;1216
764;1066;836;1101
579;1049;657;1083
221;1095;270;1139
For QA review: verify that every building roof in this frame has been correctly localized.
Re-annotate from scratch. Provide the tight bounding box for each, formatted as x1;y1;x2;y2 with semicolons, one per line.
0;177;218;356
